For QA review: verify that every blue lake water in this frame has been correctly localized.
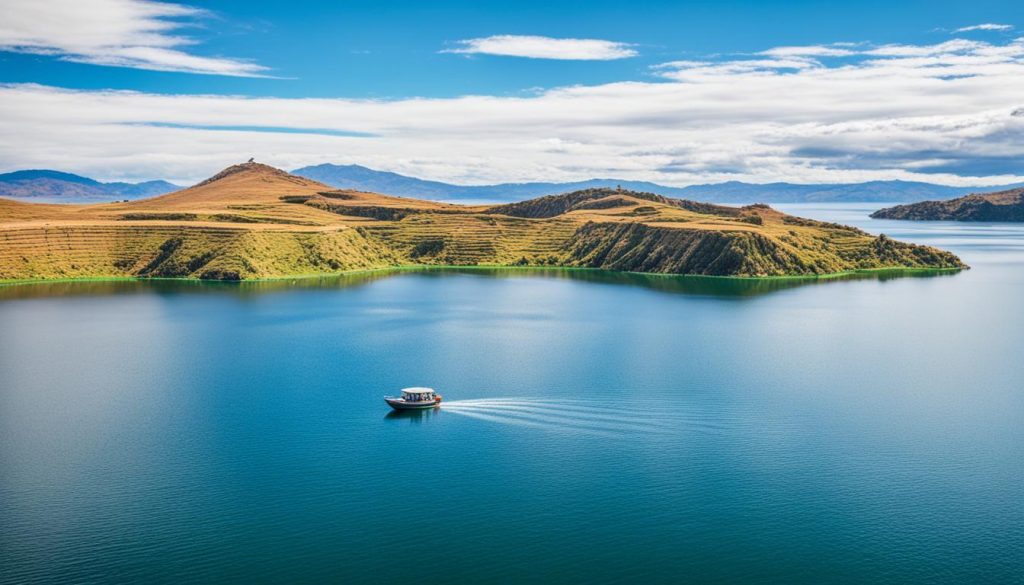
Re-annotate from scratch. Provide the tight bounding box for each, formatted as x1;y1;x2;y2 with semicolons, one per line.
1;203;1022;584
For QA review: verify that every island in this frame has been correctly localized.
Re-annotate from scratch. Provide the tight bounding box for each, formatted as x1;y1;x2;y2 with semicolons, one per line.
0;162;965;282
871;187;1024;222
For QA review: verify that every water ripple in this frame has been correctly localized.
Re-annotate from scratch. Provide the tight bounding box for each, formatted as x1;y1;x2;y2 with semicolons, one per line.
442;398;731;437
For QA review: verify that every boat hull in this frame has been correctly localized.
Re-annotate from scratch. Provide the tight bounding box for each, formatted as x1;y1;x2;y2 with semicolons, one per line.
385;397;441;410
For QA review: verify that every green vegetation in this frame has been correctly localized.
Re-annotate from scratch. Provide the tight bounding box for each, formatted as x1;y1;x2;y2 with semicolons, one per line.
485;187;740;219
558;222;961;276
119;213;199;221
0;225;397;281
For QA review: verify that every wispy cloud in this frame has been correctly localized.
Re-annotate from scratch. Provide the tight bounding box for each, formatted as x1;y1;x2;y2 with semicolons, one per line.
0;0;269;76
130;122;375;137
955;23;1014;33
443;35;637;60
3;36;1024;186
760;45;857;57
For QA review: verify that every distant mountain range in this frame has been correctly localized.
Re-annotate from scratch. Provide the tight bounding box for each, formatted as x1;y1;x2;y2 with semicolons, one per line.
0;170;179;203
292;163;1020;204
2;164;1020;205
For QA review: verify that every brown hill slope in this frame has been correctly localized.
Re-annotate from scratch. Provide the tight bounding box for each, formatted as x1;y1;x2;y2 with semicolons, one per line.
871;187;1024;221
0;162;965;281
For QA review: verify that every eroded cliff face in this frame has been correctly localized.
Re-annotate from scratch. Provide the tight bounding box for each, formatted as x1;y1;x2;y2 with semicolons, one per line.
559;222;795;276
559;222;965;277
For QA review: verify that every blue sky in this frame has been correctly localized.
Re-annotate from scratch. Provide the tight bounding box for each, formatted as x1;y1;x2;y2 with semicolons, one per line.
4;0;1022;98
1;0;1023;184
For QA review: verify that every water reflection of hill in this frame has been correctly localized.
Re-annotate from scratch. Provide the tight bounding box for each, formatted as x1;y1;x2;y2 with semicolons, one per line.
413;267;959;298
0;266;958;301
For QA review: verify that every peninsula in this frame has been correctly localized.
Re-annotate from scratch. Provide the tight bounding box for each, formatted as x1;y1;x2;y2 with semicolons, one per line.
0;162;965;282
871;187;1024;222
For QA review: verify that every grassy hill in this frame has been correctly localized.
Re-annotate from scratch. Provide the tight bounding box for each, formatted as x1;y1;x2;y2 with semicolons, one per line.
871;187;1024;222
0;162;965;282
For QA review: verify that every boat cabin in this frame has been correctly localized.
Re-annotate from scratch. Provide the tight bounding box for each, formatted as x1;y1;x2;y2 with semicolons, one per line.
401;387;436;402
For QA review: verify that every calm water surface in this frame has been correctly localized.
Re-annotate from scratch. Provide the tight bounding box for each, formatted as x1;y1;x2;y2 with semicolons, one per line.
1;204;1022;584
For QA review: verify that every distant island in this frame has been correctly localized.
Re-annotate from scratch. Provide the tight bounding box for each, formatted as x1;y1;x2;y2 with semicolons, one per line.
872;187;1024;222
2;164;1017;205
0;162;964;282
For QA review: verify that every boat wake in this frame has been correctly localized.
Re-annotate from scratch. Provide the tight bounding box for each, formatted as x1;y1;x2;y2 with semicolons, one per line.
441;398;724;437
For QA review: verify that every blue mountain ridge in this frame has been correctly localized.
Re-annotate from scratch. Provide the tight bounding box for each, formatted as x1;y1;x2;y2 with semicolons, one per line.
291;163;1019;204
2;164;1019;204
0;170;180;202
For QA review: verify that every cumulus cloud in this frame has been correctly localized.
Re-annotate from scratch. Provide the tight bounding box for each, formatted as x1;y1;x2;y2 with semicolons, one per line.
443;35;637;60
0;0;268;76
955;23;1014;33
2;36;1024;186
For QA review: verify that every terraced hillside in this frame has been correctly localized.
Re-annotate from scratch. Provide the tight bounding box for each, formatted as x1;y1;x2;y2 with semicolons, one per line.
0;162;965;282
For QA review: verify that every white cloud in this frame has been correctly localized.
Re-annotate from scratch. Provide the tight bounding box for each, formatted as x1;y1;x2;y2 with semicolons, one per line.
443;35;637;60
760;45;857;57
0;0;268;76
863;39;987;57
3;36;1024;187
955;23;1014;33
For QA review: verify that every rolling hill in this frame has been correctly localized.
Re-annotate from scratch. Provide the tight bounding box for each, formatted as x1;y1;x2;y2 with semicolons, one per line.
871;187;1024;222
0;162;964;282
0;170;179;203
292;163;1011;203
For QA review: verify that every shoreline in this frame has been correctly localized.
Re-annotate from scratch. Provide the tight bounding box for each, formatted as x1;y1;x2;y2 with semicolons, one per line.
0;263;967;289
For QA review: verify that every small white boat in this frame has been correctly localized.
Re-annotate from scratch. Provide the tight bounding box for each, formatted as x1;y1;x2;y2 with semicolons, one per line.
385;387;443;410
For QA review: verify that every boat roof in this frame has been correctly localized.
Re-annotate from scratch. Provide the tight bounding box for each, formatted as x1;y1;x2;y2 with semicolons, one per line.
401;387;435;395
